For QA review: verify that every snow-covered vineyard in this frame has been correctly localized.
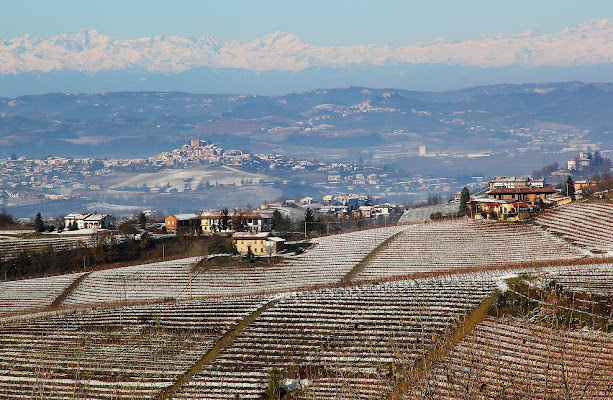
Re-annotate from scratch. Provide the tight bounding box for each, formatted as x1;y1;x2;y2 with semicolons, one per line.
1;206;613;399
535;201;613;253
172;277;496;399
0;234;97;260
534;262;613;295
411;317;613;399
355;219;586;281
0;272;85;313
0;296;271;399
58;225;407;305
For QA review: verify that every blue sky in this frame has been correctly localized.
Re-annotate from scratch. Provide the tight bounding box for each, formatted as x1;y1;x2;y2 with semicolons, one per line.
2;0;612;45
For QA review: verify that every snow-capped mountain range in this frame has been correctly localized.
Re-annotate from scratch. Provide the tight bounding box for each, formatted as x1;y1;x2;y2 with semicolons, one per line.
1;18;612;75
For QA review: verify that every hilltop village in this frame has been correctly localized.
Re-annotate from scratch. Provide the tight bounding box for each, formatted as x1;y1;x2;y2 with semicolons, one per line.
0;138;449;195
2;138;608;221
0;139;479;216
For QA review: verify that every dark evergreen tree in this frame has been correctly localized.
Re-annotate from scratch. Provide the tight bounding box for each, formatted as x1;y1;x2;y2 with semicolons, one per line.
592;151;603;169
562;176;575;200
271;209;285;232
34;212;44;233
458;187;470;217
138;212;147;230
303;208;316;234
219;208;230;231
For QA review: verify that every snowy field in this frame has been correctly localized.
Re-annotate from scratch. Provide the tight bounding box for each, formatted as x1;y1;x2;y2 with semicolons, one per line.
107;164;268;191
61;225;407;305
411;317;613;399
355;219;586;281
536;201;613;253
0;296;271;399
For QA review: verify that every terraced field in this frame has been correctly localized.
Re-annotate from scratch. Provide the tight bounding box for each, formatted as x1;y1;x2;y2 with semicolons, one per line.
534;262;613;295
0;234;97;260
354;219;586;281
174;276;497;399
535;201;613;253
60;225;408;305
410;317;613;399
0;272;85;314
1;212;612;399
0;296;271;399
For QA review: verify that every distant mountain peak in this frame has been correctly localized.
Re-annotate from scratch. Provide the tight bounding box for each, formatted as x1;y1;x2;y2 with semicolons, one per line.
1;18;613;75
574;17;611;32
253;31;305;49
264;31;300;41
73;29;110;47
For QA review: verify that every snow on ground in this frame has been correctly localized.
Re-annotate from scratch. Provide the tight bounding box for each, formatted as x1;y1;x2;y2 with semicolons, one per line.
399;201;460;222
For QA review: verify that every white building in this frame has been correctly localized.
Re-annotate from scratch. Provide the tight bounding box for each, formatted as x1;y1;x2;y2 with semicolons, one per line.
64;213;116;230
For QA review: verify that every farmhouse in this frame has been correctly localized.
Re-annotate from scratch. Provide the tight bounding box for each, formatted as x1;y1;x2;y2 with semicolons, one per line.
199;211;226;235
232;231;285;256
165;211;272;235
469;199;534;221
239;212;271;232
486;187;557;202
82;214;116;229
64;213;116;230
164;213;200;234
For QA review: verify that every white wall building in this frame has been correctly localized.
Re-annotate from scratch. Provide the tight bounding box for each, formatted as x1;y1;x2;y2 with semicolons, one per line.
64;213;116;230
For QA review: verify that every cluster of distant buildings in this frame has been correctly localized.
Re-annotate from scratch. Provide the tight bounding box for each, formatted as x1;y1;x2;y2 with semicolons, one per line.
468;176;570;221
149;139;251;167
163;195;403;256
165;211;285;256
0;156;109;192
144;139;476;195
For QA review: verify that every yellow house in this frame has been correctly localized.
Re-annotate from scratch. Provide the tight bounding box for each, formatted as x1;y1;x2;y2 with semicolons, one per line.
232;232;285;256
199;211;224;235
493;202;519;221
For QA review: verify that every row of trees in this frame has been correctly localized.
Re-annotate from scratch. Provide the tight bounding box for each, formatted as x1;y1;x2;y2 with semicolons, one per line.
0;229;227;281
0;234;150;280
